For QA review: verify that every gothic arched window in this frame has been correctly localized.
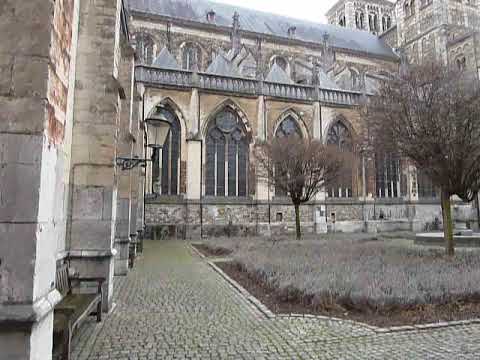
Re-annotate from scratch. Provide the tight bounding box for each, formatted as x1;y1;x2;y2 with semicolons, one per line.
350;68;360;89
418;169;438;198
205;109;248;197
456;56;467;71
327;121;353;198
275;116;302;138
150;107;181;195
356;11;365;29
273;56;289;72
382;15;391;31
274;116;302;196
182;43;202;71
135;33;155;65
375;153;401;198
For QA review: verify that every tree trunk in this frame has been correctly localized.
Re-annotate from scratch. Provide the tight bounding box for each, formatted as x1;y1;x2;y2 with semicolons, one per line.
294;203;302;240
441;190;455;256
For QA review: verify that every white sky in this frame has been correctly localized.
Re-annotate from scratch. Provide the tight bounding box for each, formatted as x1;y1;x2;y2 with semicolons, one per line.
212;0;337;23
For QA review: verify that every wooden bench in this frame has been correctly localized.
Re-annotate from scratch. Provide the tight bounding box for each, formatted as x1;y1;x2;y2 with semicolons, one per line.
53;264;105;360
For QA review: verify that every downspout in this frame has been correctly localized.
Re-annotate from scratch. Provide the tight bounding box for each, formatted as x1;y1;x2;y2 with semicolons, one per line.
198;92;204;239
142;95;147;232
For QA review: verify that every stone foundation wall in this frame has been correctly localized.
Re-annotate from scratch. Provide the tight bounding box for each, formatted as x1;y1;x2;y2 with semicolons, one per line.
146;200;475;238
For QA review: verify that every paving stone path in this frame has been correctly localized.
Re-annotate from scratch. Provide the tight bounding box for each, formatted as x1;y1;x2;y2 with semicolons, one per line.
73;240;480;359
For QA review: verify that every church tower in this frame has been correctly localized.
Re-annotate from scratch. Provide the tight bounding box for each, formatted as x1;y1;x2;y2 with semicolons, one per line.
326;0;396;35
396;0;480;71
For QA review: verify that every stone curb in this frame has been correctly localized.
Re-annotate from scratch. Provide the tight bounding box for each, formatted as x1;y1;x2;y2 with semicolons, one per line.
189;243;480;334
376;318;480;334
208;259;275;319
189;244;275;319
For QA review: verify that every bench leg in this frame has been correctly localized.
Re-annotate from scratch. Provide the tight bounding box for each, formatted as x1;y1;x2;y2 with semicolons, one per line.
96;300;102;322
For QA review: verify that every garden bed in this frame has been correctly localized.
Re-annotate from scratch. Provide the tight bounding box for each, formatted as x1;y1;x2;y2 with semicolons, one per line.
197;236;480;327
192;243;233;257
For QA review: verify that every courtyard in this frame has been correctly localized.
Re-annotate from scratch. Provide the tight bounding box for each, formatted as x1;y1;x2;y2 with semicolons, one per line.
71;240;480;360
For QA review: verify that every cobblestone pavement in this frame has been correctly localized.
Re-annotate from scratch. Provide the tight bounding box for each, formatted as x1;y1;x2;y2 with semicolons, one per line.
73;241;480;359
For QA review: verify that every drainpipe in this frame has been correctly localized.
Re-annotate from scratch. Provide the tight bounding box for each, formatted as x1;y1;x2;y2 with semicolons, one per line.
477;193;480;230
200;138;204;239
142;95;147;233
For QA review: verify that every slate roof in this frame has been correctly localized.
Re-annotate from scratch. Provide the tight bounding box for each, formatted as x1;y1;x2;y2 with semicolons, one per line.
206;54;240;77
152;47;180;69
129;0;398;59
265;64;294;84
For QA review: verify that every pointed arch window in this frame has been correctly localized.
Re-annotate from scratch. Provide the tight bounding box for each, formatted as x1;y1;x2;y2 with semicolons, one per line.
382;15;392;31
273;56;289;72
327;121;354;198
274;116;302;196
456;56;467;71
135;33;155;65
356;11;365;29
149;106;181;196
205;109;249;197
182;43;202;71
375;153;401;198
275;116;302;139
418;169;438;198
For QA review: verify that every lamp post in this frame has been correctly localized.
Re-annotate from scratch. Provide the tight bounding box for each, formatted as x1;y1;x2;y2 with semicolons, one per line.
145;105;173;195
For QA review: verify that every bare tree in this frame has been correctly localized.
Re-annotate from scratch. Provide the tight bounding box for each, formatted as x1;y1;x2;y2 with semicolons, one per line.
256;136;344;240
364;62;480;256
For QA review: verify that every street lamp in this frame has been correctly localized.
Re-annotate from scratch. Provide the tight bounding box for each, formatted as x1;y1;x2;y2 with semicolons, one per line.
146;105;172;149
145;105;173;195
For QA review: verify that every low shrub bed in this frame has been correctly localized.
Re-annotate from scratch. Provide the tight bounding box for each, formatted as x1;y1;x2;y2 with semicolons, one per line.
201;237;480;326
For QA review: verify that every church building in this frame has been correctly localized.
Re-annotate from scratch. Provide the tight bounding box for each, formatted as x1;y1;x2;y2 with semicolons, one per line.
131;0;480;237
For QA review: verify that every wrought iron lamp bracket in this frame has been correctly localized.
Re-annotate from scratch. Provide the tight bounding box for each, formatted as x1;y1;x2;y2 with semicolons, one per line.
116;156;149;171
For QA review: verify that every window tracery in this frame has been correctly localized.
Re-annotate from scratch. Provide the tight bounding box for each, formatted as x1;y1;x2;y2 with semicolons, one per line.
150;107;181;195
205;109;248;197
375;153;401;198
182;43;202;71
274;116;302;196
327;120;353;198
134;33;155;65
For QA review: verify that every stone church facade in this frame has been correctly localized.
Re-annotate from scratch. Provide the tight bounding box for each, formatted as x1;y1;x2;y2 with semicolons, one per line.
0;0;478;358
131;0;479;238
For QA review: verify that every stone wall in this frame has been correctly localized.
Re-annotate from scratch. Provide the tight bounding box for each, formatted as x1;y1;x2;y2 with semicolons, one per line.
145;200;472;238
0;0;79;358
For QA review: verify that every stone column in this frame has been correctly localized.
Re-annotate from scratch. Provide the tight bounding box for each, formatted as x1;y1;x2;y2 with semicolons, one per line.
0;0;80;358
69;0;125;311
257;95;266;141
185;139;202;238
345;1;356;29
129;92;142;247
190;88;200;136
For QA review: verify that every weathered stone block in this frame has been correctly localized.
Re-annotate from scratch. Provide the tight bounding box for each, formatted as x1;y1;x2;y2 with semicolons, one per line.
102;189;114;221
0;163;41;222
0;223;37;303
0;54;13;96
0;97;46;133
12;56;49;98
72;186;104;220
70;220;112;250
0;134;43;165
0;1;52;57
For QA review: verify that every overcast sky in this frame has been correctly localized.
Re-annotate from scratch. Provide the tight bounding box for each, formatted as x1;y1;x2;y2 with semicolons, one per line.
212;0;337;23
